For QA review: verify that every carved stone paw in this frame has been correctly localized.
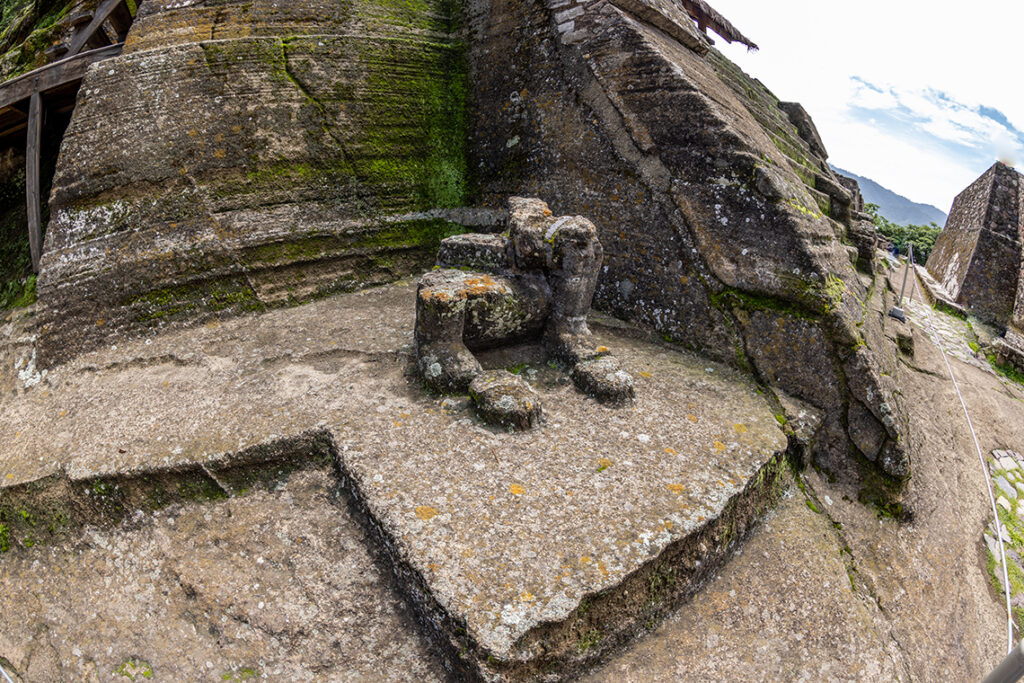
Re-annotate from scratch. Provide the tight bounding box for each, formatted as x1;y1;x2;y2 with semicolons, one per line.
418;343;482;393
469;370;543;430
570;355;635;404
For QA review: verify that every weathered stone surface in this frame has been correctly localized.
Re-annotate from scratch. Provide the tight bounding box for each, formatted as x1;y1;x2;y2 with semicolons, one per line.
36;0;469;363
926;161;1024;326
0;468;444;681
469;369;543;429
570;354;635;403
437;232;511;271
848;399;887;461
0;283;789;681
467;0;912;486
779;101;829;161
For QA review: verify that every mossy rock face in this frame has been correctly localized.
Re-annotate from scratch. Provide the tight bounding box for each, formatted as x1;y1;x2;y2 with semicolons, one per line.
467;0;911;483
35;0;470;363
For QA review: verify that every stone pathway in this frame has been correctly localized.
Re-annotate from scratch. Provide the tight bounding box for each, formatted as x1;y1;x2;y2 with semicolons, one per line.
903;291;1000;379
985;449;1024;630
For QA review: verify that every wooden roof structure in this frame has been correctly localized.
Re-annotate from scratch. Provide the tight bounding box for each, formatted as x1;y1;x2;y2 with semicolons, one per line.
0;0;136;272
679;0;758;51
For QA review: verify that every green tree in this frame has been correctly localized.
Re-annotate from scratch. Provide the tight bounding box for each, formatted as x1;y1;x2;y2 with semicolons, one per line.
864;203;942;262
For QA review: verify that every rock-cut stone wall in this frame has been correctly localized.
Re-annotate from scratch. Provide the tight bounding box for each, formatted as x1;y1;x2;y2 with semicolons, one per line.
466;0;913;485
36;0;469;361
26;0;914;491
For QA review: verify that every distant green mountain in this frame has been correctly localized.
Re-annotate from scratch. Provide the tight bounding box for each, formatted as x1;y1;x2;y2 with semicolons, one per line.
831;166;947;227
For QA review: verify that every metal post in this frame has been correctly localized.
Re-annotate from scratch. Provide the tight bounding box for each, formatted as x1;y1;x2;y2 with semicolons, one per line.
888;244;913;322
984;639;1024;683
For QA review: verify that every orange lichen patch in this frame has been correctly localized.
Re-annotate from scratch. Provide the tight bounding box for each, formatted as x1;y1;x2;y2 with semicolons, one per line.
95;319;105;327
415;505;438;521
595;346;610;354
392;421;403;427
58;410;66;418
637;371;652;378
427;563;441;571
664;447;677;455
666;483;685;494
510;484;525;495
733;423;748;433
713;441;727;452
463;275;504;296
687;414;698;423
597;560;609;576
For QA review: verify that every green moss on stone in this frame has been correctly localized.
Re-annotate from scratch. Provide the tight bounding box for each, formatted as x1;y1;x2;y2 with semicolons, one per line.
178;478;228;503
710;287;822;322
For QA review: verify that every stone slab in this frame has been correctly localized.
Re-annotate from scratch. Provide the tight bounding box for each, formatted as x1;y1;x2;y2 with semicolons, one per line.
0;468;443;681
0;284;789;680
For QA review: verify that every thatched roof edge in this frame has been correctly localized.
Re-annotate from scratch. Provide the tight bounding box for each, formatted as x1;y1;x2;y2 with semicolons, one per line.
679;0;759;51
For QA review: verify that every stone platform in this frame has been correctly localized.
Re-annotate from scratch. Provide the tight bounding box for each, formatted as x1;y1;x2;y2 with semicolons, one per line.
0;284;792;680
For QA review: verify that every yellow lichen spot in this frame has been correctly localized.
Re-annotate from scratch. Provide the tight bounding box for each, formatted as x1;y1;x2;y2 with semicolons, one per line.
415;506;438;521
596;457;613;471
713;441;727;452
733;423;748;434
58;410;66;418
393;421;403;427
595;346;610;354
399;413;411;419
666;483;685;493
687;414;698;423
4;474;12;479
664;447;676;456
95;319;105;327
638;371;652;378
579;555;592;564
679;275;689;285
212;149;227;159
661;520;674;531
597;560;608;576
427;563;441;571
510;484;525;495
520;591;535;602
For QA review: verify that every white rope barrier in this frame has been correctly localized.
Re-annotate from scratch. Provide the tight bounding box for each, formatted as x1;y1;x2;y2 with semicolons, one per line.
906;256;1015;655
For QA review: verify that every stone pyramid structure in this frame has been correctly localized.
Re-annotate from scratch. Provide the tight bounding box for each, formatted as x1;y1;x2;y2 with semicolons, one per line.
926;161;1024;326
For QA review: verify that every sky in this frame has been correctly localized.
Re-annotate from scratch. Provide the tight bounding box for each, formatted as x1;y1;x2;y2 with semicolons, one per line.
712;0;1024;214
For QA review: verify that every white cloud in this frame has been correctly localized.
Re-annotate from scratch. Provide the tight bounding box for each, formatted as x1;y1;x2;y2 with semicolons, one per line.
711;0;1024;210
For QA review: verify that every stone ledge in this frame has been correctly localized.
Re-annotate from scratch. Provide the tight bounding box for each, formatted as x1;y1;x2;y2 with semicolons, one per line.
0;284;795;682
914;264;968;319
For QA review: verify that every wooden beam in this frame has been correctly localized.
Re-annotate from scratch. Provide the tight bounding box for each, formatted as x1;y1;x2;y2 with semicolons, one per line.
0;43;122;112
67;0;128;57
108;2;134;42
26;91;42;273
